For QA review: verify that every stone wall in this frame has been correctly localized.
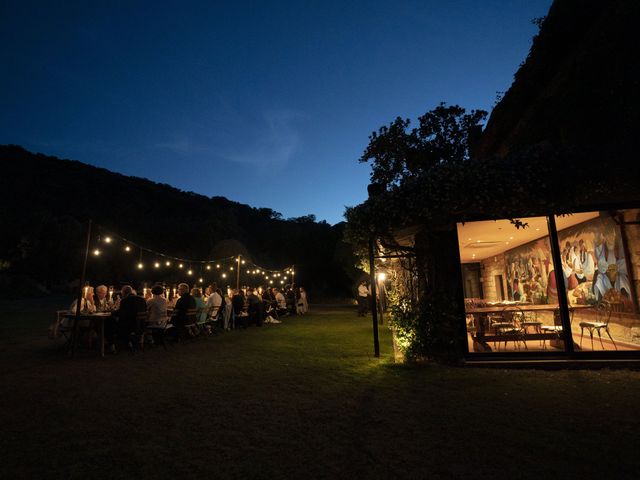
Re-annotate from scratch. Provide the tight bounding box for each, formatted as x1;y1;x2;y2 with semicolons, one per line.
480;254;507;302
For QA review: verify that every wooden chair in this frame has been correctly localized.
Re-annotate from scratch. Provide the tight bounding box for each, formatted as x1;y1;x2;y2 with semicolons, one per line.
579;301;617;350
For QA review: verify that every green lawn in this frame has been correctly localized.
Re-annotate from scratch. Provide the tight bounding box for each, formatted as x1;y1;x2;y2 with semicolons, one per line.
1;298;639;479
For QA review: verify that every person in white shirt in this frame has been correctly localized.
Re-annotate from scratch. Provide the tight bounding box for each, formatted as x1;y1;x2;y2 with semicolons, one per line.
146;285;168;326
357;281;369;317
205;283;223;318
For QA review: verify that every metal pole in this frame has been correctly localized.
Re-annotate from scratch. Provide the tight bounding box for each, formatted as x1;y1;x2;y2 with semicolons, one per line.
70;218;92;357
547;215;574;354
236;255;241;291
368;236;380;357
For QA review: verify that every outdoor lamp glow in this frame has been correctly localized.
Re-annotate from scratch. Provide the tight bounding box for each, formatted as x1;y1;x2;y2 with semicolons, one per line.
377;272;386;282
166;261;171;266
93;249;100;256
137;263;143;269
104;236;112;243
154;262;160;268
179;263;183;268
187;269;193;275
125;245;131;252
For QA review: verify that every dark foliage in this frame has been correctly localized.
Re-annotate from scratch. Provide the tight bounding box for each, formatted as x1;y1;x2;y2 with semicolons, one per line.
0;145;359;297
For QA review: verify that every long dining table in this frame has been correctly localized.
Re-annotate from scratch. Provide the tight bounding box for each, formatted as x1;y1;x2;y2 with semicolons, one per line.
465;303;594;351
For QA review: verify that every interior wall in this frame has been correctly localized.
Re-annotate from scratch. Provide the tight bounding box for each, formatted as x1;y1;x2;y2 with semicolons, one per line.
479;254;506;302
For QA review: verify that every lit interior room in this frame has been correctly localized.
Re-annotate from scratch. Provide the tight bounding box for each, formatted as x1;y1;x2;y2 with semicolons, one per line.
458;209;640;354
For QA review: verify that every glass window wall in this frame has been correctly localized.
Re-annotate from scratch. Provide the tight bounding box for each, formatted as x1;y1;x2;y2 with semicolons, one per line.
554;209;640;351
458;217;561;353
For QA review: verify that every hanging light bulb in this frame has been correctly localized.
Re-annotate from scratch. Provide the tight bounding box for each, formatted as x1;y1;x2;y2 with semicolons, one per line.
206;265;211;270
241;260;246;264
230;266;234;271
216;264;220;268
179;263;183;269
93;249;100;256
154;262;160;268
125;245;131;252
104;236;112;243
165;261;171;266
137;262;144;269
198;277;203;283
187;269;193;275
222;273;227;279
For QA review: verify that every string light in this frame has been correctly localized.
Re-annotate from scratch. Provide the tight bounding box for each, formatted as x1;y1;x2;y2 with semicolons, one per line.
187;269;193;275
165;261;171;266
93;249;100;256
125;246;131;252
222;273;227;279
206;265;211;270
216;264;220;268
104;237;112;243
230;266;234;271
241;260;246;264
179;263;183;269
154;262;160;268
198;277;203;283
137;262;144;269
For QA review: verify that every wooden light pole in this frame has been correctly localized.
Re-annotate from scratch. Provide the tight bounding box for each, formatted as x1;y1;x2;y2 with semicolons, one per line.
70;218;92;357
236;255;241;291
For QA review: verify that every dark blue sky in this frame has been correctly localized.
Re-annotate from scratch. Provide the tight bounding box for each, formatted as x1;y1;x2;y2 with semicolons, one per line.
2;0;551;224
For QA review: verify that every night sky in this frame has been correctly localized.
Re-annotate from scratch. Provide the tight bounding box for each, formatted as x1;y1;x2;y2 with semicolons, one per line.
2;0;551;224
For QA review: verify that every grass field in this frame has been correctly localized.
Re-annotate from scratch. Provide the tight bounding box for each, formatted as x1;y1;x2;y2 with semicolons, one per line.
1;297;640;479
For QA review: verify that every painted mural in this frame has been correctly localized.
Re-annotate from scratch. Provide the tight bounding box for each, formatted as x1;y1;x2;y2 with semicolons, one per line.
504;237;554;304
556;214;632;310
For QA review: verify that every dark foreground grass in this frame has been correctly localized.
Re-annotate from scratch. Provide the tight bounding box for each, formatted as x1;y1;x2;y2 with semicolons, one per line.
1;298;640;479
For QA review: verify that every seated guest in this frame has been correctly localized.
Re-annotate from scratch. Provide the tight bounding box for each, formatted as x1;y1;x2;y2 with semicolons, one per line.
246;287;264;327
192;287;206;322
70;286;96;314
285;285;297;315
205;283;223;322
93;285;111;312
231;289;247;328
223;290;233;330
171;283;196;336
274;288;288;317
111;285;147;350
146;285;168;326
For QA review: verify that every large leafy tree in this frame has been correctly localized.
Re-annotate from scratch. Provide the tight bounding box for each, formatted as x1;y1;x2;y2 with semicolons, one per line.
360;103;487;189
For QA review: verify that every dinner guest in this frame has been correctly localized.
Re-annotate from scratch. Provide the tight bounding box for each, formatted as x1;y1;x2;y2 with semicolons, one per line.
192;287;206;322
94;285;111;312
205;283;223;326
111;285;147;351
297;287;309;315
171;283;196;337
246;287;263;327
70;286;96;314
274;288;287;317
147;285;168;326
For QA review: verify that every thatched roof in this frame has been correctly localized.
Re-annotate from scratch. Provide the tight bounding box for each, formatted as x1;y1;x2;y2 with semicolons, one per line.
474;0;640;159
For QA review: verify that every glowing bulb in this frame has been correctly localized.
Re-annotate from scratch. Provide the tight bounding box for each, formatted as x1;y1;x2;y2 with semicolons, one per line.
284;276;287;280
280;280;284;285
222;273;227;279
265;276;269;280
206;265;211;270
104;237;112;243
230;266;234;271
377;272;386;282
216;264;220;268
257;270;261;274
93;249;100;256
125;246;131;252
269;280;273;284
138;263;143;269
154;262;160;268
198;278;203;283
241;260;245;264
246;270;250;274
166;261;171;266
179;263;183;269
187;269;193;275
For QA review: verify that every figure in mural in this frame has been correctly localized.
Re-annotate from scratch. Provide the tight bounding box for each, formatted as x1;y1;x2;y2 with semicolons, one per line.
593;230;631;303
